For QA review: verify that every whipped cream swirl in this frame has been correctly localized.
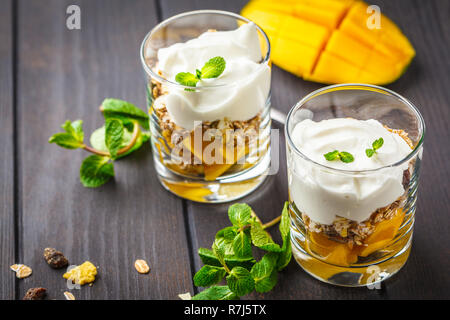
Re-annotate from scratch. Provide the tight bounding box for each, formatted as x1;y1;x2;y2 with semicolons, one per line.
153;23;271;130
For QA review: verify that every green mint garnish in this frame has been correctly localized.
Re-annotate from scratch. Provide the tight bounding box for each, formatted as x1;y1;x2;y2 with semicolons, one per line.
105;119;124;159
191;202;292;300
324;150;354;163
366;137;384;158
339;151;355;163
175;72;200;87
324;150;340;161
200;56;226;79
49;99;150;188
79;155;115;188
175;56;226;88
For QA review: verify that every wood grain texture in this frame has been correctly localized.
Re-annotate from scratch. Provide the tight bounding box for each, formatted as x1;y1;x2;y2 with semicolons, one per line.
1;0;448;300
160;0;450;299
15;0;192;300
0;0;15;300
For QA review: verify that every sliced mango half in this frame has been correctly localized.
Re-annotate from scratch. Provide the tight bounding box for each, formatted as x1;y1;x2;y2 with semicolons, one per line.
241;0;415;84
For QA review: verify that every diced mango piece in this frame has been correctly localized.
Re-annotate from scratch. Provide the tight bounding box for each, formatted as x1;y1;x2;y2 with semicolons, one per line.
293;0;352;30
325;30;372;68
240;8;284;36
241;0;415;84
204;144;248;181
358;209;405;257
306;51;360;83
163;181;213;203
279;16;329;49
272;37;320;76
308;232;358;266
365;209;405;244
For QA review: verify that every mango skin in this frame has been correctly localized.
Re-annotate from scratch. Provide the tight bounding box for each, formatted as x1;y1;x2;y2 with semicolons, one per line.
241;0;415;85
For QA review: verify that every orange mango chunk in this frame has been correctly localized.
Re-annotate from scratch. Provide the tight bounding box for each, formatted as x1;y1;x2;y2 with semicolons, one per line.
358;208;405;257
308;232;358;266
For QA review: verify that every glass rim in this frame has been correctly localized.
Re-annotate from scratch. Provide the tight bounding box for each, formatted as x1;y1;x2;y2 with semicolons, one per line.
284;83;426;175
139;9;271;91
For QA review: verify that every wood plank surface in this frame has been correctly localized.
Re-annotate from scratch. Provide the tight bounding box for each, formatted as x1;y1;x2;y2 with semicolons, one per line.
0;0;16;300
160;0;450;299
15;0;193;300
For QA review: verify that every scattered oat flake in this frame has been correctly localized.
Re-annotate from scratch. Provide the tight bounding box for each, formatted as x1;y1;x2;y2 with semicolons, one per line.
11;264;32;279
63;291;75;300
134;259;150;274
178;292;192;300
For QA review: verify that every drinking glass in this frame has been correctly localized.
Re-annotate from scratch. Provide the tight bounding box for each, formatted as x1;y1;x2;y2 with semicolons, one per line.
285;84;425;286
140;10;271;203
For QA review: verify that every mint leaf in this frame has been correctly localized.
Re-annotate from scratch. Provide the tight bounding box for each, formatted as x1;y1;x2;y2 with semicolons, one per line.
198;248;255;270
226;266;255;296
251;253;278;293
250;220;282;253
90;126;149;159
201;56;226;79
79;155;114;188
366;137;384;158
215;227;238;257
232;231;252;259
193;265;226;287
212;240;227;267
62;120;84;143
339;151;354;163
104;119;124;158
175;56;226;88
101;98;149;130
277;202;292;271
366;148;375;158
195;69;202;79
228;203;252;228
175;72;199;87
279;202;290;240
49;120;84;149
192;286;239;300
372;137;384;150
49;133;84;149
324;150;354;163
324;150;339;161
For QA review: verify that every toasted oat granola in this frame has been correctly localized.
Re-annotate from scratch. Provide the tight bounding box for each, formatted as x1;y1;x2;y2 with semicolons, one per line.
302;195;405;246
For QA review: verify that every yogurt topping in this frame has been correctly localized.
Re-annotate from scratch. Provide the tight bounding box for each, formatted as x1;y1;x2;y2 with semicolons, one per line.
288;118;412;225
153;23;271;130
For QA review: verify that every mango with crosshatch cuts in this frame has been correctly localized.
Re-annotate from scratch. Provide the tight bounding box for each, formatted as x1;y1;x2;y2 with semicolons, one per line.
241;0;415;84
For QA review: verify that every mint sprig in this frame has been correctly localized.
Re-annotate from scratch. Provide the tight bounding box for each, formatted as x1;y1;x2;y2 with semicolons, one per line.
191;202;292;300
175;56;226;88
366;137;384;158
49;98;150;187
324;150;354;163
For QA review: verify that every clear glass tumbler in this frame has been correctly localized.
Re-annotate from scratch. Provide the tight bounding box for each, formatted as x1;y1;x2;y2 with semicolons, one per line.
285;84;425;287
140;10;271;203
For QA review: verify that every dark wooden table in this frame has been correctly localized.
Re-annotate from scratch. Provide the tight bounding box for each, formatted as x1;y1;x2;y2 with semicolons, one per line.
1;0;449;300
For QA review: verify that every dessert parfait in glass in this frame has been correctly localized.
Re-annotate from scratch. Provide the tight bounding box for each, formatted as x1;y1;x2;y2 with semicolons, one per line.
286;84;425;286
140;11;271;203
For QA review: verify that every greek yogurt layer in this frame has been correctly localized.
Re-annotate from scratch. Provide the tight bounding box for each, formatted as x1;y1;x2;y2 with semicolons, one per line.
153;22;271;130
288;118;412;225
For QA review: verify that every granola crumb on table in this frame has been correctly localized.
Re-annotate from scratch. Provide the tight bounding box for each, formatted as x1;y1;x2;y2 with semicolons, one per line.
23;287;46;300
